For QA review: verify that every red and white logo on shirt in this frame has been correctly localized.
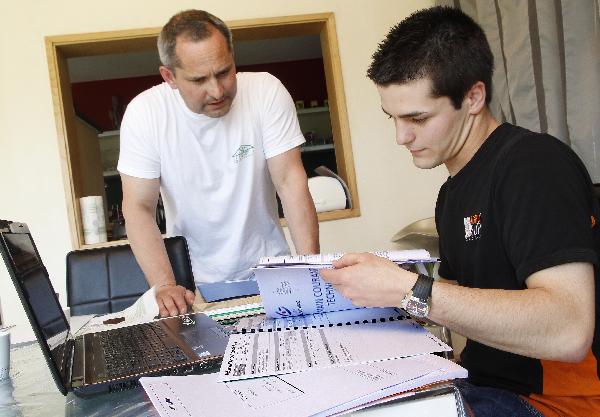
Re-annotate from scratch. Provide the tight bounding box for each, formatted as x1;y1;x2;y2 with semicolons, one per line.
464;213;482;241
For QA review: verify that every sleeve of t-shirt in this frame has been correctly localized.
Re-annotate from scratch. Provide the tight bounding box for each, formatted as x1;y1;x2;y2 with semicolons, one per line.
117;93;161;179
495;134;598;285
258;73;306;159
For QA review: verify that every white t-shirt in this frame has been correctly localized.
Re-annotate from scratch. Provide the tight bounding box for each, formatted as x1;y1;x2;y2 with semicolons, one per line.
117;72;305;283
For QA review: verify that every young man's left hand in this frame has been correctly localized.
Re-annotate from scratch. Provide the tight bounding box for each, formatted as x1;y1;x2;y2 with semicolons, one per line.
320;253;418;307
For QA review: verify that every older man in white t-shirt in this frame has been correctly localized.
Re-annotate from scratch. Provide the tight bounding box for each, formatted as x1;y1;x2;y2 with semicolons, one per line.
117;10;319;317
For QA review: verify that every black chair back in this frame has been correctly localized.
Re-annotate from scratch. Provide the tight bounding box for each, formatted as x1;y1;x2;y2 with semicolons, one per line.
66;236;194;316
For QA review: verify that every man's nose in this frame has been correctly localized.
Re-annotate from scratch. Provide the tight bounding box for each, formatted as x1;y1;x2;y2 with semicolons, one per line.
206;78;224;100
395;120;414;146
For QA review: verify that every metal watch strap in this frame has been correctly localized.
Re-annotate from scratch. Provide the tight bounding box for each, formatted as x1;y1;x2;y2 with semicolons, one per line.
411;273;434;302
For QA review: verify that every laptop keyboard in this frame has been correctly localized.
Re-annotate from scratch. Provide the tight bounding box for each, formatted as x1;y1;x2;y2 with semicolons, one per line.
98;322;189;378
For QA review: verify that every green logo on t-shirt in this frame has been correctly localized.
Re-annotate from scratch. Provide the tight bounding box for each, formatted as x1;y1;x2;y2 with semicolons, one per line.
232;145;254;163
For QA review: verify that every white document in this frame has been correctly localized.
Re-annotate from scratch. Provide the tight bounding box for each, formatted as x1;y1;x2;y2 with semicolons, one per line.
218;319;451;382
254;250;437;318
255;264;356;318
232;307;406;333
76;286;159;335
326;355;466;416
140;354;467;417
257;249;432;266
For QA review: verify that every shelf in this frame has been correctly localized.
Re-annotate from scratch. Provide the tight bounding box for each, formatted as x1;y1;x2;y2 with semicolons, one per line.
301;144;334;153
98;130;120;138
297;106;329;115
103;170;119;178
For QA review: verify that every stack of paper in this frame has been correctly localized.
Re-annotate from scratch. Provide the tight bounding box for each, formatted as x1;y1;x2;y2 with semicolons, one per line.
140;354;466;417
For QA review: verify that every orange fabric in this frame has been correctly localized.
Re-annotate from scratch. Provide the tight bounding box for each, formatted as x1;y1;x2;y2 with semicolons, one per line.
541;350;600;396
522;350;600;416
524;393;600;417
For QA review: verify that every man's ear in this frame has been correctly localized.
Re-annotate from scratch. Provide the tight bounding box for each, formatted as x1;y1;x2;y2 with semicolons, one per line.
465;81;487;115
159;66;177;89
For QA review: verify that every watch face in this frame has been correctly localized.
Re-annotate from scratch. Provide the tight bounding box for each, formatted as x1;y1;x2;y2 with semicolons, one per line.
406;298;429;318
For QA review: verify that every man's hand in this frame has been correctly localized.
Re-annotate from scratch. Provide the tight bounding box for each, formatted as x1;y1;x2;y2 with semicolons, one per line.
320;253;418;307
155;283;195;317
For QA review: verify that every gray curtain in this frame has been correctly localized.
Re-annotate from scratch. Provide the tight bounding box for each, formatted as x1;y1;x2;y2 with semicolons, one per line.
438;0;600;182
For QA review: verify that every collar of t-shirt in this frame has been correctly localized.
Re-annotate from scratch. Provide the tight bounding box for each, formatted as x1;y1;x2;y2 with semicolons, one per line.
446;122;512;187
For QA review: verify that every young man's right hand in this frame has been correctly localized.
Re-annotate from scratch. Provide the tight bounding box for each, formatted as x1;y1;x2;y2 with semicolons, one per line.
155;283;196;317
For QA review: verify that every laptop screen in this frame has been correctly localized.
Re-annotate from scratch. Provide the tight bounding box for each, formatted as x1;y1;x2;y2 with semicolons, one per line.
0;227;70;379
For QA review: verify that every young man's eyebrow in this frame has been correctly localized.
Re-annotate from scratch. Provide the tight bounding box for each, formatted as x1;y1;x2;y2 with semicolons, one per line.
399;111;427;118
381;107;427;118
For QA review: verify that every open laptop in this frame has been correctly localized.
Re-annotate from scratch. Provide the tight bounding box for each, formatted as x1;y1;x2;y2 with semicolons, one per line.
0;220;229;396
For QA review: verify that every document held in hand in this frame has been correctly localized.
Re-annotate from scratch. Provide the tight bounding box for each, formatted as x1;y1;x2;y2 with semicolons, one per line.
254;249;438;318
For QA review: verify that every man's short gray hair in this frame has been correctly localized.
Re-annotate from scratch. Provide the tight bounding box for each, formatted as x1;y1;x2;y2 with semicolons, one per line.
157;10;233;69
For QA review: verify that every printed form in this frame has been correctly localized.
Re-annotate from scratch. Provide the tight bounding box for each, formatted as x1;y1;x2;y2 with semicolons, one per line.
219;319;451;382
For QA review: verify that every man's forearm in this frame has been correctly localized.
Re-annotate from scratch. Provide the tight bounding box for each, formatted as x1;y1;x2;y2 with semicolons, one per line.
326;255;594;363
282;190;319;254
266;148;319;254
277;171;319;254
124;207;176;287
428;265;594;362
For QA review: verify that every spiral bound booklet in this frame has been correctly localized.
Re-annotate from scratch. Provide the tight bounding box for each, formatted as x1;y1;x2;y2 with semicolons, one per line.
231;306;407;333
253;249;438;322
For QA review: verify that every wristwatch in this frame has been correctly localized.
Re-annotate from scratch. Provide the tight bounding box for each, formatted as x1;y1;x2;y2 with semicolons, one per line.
401;273;434;318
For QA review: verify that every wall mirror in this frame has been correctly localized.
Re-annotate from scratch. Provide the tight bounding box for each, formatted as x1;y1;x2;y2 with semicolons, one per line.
46;13;360;249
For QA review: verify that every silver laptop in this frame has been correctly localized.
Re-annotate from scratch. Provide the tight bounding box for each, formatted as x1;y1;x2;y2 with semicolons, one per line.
0;220;228;396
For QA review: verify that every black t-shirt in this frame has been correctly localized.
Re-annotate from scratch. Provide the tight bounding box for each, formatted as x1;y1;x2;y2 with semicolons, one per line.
436;123;600;395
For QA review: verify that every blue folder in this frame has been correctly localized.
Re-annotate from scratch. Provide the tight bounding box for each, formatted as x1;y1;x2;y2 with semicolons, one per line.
197;278;260;302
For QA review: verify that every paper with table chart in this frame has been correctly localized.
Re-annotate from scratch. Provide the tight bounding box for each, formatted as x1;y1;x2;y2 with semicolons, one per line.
140;353;467;417
254;249;438;318
218;319;451;382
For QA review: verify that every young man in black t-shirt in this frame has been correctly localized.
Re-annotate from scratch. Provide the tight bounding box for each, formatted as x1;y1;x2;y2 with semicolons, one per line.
321;6;600;417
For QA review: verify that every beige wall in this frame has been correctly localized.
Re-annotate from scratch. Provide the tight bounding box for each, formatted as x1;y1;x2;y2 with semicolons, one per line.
0;0;444;342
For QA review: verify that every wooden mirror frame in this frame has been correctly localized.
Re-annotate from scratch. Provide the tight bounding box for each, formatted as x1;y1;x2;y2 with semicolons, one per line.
46;12;360;249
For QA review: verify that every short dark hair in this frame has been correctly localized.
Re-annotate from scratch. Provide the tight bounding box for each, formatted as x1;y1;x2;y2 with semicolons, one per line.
367;6;494;109
158;9;233;69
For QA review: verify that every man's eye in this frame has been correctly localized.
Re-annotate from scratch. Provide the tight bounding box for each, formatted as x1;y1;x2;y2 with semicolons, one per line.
217;68;232;78
412;118;427;124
